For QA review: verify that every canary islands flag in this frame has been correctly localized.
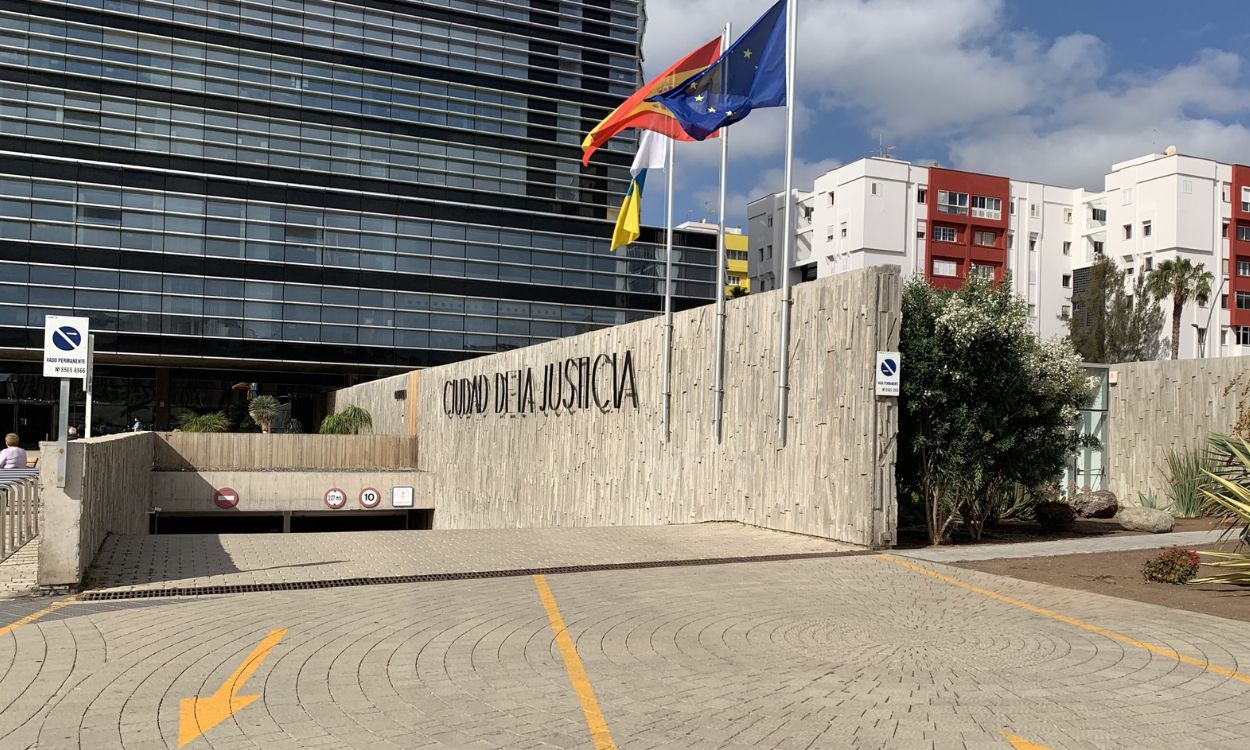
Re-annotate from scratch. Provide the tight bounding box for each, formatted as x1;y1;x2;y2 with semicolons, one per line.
610;131;668;251
648;0;787;141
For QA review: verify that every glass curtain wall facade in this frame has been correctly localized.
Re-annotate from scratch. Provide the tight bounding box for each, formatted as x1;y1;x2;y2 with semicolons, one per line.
0;0;717;434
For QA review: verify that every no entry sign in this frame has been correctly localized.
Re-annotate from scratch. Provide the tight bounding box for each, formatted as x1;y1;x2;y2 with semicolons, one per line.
359;487;381;509
323;487;347;510
213;487;240;509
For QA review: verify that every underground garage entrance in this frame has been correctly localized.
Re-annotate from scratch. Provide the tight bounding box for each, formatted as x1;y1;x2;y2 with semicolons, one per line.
149;509;435;534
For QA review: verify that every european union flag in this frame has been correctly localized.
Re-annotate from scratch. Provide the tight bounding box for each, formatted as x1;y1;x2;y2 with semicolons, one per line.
648;0;787;141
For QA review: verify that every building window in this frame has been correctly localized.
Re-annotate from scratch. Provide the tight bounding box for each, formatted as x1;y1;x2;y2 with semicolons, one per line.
971;196;1002;220
1062;241;1071;255
972;230;996;246
1182;179;1193;194
1239;327;1250;346
1093;240;1104;254
1238;225;1250;242
1030;203;1039;218
1238;259;1250;277
917;188;927;204
1091;207;1107;222
1224;222;1230;238
1145;256;1154;271
1237;291;1250;310
1064;208;1073;224
1007;232;1014;249
970;263;994;280
1223;293;1229;309
932;225;957;243
828;192;835;205
1127;267;1135;276
767;216;774;227
932;259;957;277
1123;188;1134;205
826;225;836;242
916;220;926;239
840;222;847;238
1142;220;1152;237
1223;183;1231;202
936;191;969;215
1028;303;1037;318
1028;233;1037;252
767;244;773;258
1062;304;1071;317
1062;274;1072;288
1222;328;1229;346
870;182;881;196
1123;224;1133;240
1009;201;1016;215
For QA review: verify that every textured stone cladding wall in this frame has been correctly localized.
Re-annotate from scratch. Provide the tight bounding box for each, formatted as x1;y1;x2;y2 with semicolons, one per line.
38;432;154;586
411;266;900;547
1108;355;1250;503
328;372;416;437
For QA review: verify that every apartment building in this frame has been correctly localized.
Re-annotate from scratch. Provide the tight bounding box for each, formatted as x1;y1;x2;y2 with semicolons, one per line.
749;149;1249;356
674;220;751;294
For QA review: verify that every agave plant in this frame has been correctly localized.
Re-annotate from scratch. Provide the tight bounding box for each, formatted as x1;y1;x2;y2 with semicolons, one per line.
247;395;281;434
1192;433;1250;586
319;405;373;435
1164;447;1216;518
175;411;230;433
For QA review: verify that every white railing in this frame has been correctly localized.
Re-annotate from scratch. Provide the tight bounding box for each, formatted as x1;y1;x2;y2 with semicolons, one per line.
1;470;40;561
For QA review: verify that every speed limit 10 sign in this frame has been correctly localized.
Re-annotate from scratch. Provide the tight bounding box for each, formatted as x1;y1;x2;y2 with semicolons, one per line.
359;487;381;509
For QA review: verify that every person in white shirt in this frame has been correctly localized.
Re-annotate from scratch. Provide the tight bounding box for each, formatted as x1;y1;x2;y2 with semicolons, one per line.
132;418;142;432
0;433;28;469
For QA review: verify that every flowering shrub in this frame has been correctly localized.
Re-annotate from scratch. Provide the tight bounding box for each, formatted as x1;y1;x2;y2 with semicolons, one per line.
1142;547;1200;584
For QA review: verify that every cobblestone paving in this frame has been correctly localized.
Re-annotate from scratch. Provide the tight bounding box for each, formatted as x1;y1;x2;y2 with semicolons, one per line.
87;525;857;593
2;552;1248;748
0;537;38;599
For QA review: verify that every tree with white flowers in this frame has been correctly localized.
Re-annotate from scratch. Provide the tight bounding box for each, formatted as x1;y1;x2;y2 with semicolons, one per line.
898;275;1096;544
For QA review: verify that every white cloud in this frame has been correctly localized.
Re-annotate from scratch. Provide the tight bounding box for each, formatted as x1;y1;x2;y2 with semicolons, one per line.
641;0;1250;216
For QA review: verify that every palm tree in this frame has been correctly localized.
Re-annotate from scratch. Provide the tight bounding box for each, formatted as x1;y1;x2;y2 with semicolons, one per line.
1145;258;1213;360
247;395;281;434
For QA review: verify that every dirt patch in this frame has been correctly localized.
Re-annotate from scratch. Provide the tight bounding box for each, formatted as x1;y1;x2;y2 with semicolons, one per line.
896;516;1220;549
958;543;1250;623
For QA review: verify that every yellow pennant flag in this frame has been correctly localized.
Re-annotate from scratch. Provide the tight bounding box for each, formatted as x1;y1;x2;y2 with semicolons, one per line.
609;131;668;252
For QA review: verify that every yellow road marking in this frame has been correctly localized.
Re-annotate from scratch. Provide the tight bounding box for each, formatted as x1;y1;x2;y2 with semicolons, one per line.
533;575;617;750
1003;730;1052;749
0;597;78;638
879;554;1250;686
178;627;287;748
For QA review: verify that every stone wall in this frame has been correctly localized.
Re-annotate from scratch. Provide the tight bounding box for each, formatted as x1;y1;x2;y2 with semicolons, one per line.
328;372;416;437
38;433;154;587
386;267;900;547
152;470;433;513
1107;355;1250;502
154;433;417;470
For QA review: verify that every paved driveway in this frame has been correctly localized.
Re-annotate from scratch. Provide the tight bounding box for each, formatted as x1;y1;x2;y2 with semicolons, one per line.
1;534;1248;749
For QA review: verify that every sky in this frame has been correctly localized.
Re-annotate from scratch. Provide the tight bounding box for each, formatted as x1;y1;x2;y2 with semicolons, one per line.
633;0;1250;230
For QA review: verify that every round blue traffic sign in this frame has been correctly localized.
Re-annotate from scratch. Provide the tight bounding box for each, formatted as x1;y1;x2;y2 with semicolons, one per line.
880;358;898;377
52;326;82;351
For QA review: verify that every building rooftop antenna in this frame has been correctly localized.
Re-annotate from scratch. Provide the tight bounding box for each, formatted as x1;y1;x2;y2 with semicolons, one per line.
875;133;895;159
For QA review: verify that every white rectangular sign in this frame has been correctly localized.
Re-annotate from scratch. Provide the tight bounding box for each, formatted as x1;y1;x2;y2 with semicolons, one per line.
43;315;91;379
391;486;414;508
875;351;901;397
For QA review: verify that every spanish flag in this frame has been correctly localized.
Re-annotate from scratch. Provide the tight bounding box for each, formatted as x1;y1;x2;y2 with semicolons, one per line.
582;37;722;167
610;131;668;251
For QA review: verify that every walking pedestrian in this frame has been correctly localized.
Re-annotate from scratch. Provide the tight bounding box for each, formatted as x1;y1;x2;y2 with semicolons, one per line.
0;433;28;469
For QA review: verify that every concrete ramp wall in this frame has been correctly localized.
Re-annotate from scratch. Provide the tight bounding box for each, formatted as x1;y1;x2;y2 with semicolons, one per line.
334;267;901;547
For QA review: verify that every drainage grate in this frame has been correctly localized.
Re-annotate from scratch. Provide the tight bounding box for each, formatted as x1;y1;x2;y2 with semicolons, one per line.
79;549;873;601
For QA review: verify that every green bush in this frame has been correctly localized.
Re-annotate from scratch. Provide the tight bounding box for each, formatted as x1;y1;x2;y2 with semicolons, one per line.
175;411;229;433
1142;547;1200;584
1165;448;1215;518
319;405;373;435
1136;491;1162;510
1194;434;1250;586
1034;501;1076;532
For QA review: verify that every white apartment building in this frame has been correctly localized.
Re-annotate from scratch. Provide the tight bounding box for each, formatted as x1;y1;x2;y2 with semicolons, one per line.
748;148;1250;358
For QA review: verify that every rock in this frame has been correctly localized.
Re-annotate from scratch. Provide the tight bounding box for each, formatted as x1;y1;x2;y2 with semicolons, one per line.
1117;507;1176;533
1072;490;1119;519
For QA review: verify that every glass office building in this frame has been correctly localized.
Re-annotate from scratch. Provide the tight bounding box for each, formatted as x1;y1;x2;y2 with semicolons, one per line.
0;0;717;437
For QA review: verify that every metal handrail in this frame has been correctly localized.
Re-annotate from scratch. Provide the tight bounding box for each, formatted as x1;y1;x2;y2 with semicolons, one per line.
0;473;40;562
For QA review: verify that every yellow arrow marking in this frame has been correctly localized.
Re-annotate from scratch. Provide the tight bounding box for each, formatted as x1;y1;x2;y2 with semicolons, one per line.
1003;730;1051;749
178;628;287;748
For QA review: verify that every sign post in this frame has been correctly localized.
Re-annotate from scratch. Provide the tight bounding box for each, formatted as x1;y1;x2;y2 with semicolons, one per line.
84;334;95;438
43;315;90;487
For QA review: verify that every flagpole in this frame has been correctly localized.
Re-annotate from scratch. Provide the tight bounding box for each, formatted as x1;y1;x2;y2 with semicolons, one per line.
712;20;731;443
777;0;798;445
662;139;675;442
